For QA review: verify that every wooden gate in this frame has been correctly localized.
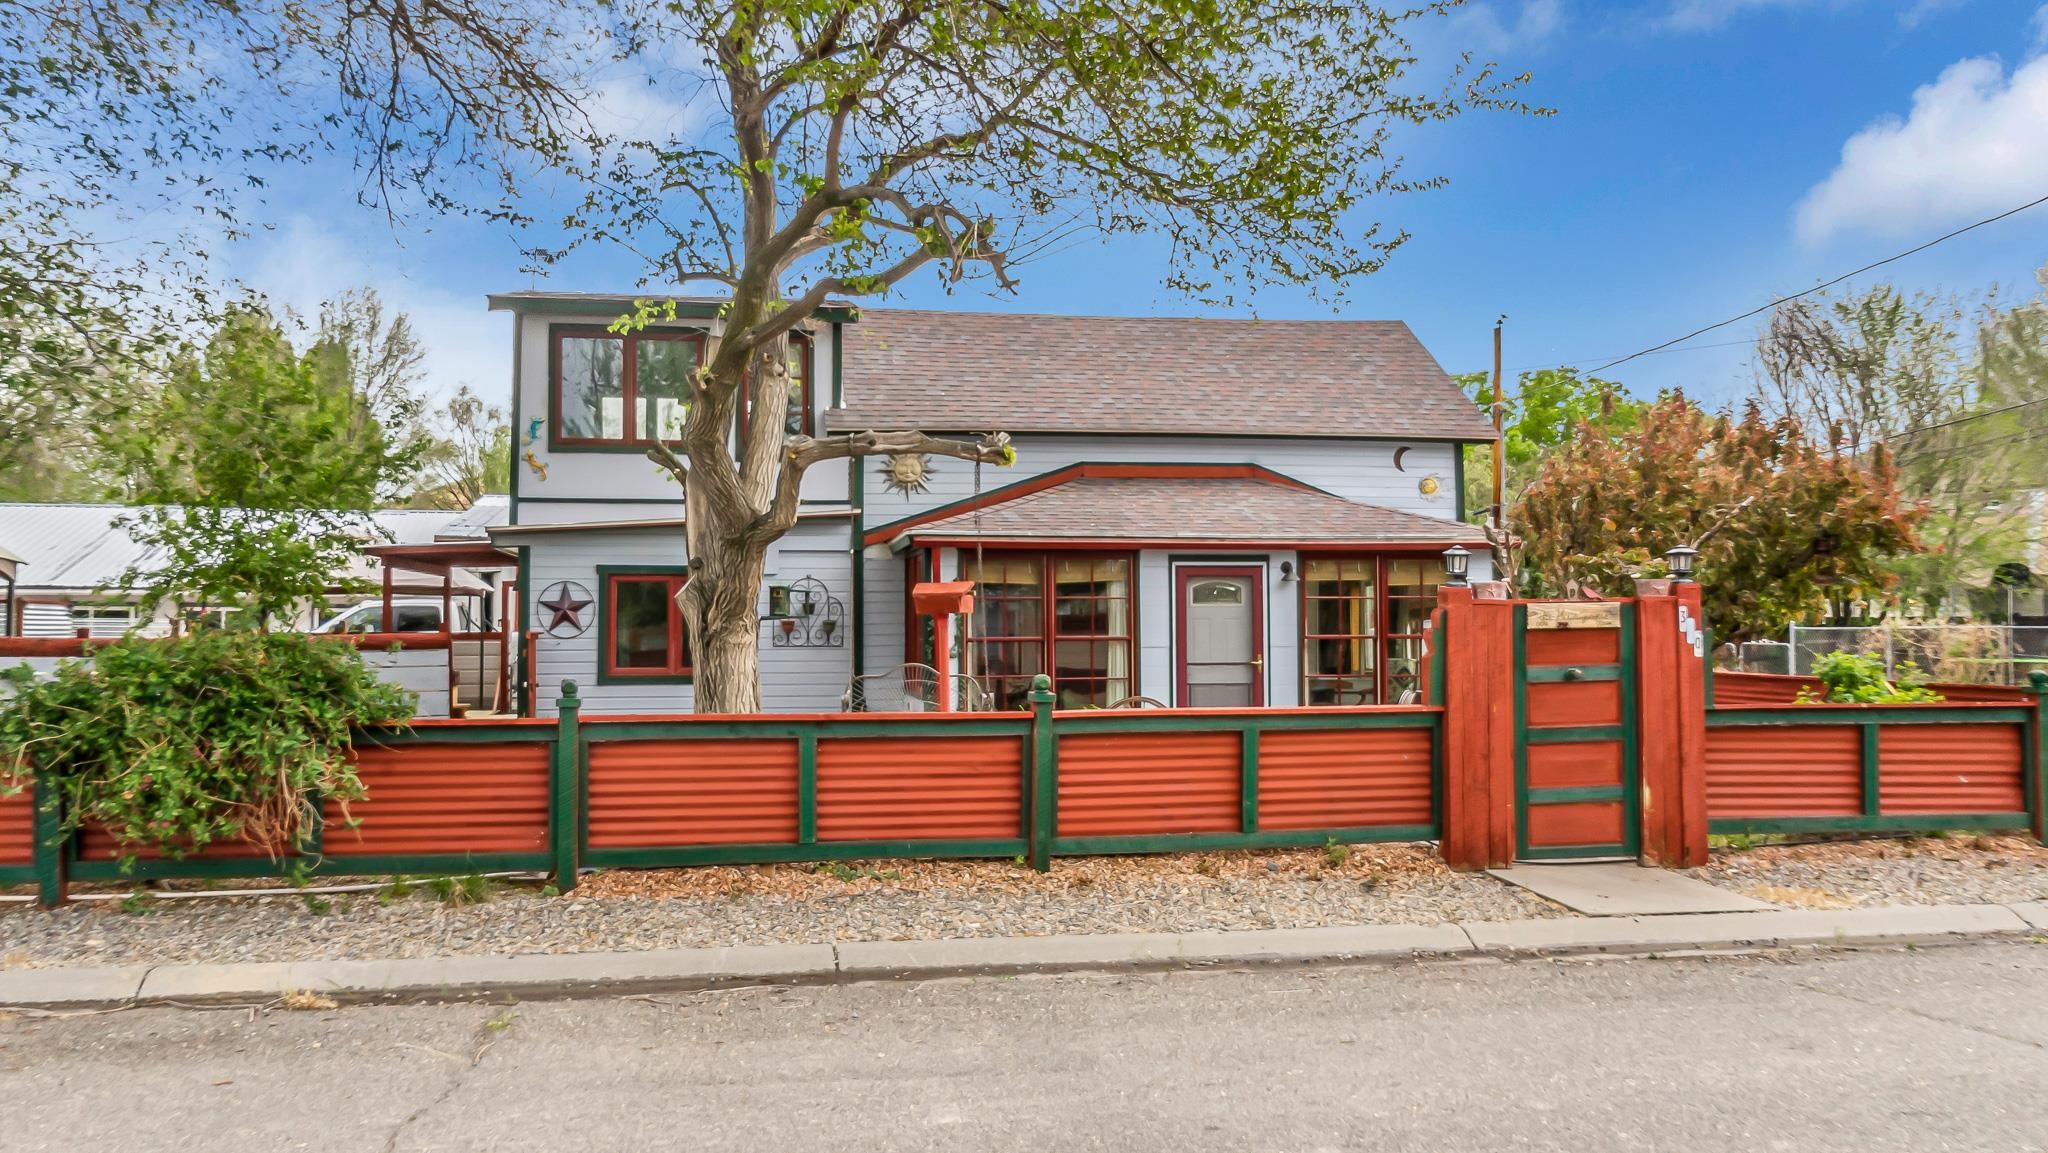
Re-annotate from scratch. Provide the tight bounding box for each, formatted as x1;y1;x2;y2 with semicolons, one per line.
1514;601;1640;860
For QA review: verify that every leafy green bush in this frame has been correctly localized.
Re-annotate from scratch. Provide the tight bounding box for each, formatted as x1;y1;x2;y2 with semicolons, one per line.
0;631;413;860
1796;652;1944;705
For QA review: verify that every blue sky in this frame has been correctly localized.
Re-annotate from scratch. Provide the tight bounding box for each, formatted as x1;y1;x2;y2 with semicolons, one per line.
232;0;2048;409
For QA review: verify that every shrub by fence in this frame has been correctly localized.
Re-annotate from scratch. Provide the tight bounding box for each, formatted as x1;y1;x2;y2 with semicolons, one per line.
8;594;2045;907
14;678;1444;904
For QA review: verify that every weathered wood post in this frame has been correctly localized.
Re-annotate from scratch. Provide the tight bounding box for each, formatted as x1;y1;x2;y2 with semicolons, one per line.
550;680;582;893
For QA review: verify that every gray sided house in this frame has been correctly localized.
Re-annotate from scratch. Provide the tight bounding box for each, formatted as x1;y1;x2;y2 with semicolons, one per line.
488;295;1494;717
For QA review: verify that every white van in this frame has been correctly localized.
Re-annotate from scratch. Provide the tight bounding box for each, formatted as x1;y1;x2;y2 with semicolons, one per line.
315;598;482;634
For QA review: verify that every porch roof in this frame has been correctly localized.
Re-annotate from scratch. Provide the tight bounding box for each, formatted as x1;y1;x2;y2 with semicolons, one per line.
901;475;1487;550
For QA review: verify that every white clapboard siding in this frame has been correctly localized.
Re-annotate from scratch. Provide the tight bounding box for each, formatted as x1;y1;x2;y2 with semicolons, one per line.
359;647;452;719
518;520;854;717
4;649;452;720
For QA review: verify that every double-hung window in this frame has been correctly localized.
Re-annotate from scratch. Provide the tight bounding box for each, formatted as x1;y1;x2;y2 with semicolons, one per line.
963;553;1134;710
552;327;702;446
601;569;692;681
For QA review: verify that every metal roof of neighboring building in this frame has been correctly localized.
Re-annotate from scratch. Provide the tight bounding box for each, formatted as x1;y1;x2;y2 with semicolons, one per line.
0;499;511;592
904;475;1487;547
827;308;1497;442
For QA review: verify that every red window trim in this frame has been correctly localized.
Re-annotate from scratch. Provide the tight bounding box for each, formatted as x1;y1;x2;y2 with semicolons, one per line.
1299;555;1379;706
957;549;1138;705
549;325;706;448
1174;564;1267;708
1297;554;1445;705
602;572;692;679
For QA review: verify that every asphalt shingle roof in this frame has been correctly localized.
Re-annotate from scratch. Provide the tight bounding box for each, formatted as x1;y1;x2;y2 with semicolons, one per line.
827;309;1495;441
905;476;1486;546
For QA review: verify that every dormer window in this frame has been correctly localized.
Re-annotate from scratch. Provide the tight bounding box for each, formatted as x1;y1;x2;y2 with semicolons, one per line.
550;326;704;447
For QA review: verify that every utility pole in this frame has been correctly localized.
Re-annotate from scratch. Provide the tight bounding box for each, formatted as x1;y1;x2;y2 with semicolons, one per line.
1490;317;1506;540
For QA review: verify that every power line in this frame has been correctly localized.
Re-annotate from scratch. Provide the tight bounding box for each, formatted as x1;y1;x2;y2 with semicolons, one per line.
1587;190;2048;375
1505;338;1756;376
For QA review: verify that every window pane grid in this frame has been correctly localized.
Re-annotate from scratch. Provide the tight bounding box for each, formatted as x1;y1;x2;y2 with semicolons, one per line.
555;330;702;446
605;573;691;678
966;553;1132;707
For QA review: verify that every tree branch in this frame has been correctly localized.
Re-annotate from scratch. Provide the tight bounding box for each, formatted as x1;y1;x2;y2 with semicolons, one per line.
749;430;1012;545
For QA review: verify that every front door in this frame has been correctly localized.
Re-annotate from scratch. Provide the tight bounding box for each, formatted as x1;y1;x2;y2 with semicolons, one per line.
1177;566;1265;707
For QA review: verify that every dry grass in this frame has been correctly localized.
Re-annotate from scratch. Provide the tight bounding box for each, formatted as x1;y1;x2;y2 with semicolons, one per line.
277;989;338;1011
572;843;1445;902
1716;834;2048;869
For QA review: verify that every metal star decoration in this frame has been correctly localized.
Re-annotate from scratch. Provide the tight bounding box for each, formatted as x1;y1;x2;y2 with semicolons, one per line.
537;581;593;637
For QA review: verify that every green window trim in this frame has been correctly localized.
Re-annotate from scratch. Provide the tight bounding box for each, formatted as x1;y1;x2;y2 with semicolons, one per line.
596;565;695;685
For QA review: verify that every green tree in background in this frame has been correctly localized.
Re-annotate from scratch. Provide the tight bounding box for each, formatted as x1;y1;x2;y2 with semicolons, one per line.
1515;394;1922;644
1754;277;2048;614
1456;367;1645;584
412;386;511;510
102;305;427;622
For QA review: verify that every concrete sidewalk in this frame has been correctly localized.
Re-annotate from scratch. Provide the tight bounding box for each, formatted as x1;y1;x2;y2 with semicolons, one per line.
5;901;2045;1011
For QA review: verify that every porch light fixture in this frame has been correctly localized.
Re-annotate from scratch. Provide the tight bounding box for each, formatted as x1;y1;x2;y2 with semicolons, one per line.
1665;545;1698;584
1279;561;1296;582
1441;545;1470;587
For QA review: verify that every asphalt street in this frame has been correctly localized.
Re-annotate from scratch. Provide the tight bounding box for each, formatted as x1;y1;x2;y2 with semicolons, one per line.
3;942;2045;1151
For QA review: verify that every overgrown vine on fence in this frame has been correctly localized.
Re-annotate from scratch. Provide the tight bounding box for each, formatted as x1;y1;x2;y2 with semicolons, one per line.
0;631;413;862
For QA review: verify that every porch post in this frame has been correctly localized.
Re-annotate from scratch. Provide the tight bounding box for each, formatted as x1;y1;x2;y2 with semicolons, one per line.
931;611;953;711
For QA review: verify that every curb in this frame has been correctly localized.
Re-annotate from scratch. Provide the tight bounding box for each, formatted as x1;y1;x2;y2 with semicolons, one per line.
4;904;2043;1011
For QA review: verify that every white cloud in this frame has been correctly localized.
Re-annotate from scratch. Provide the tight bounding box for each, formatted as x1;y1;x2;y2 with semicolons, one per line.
1795;54;2048;245
235;216;509;405
1660;0;1817;32
1448;0;1565;53
1898;0;1966;30
583;72;716;143
2034;3;2048;49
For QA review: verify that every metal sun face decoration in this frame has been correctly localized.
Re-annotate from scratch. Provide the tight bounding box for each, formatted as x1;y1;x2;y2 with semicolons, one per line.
1418;473;1444;501
536;580;594;638
878;452;937;499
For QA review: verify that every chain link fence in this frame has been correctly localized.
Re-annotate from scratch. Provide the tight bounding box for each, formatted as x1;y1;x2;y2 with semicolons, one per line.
1734;625;2048;685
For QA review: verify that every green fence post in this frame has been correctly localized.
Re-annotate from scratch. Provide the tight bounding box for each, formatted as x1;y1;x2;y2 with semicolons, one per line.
1028;674;1055;872
551;680;582;892
33;773;66;909
2030;671;2048;845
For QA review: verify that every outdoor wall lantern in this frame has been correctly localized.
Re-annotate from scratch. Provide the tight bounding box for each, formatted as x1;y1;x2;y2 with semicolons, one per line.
1279;561;1297;582
1665;545;1699;584
1441;545;1470;587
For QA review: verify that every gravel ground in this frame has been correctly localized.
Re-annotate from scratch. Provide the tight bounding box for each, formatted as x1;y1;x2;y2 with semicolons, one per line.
1691;835;2048;908
0;844;1562;969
